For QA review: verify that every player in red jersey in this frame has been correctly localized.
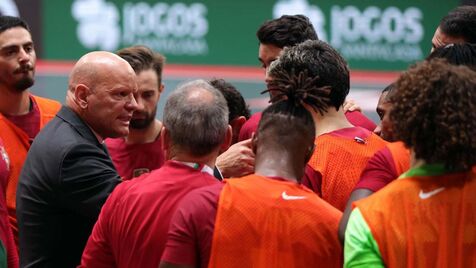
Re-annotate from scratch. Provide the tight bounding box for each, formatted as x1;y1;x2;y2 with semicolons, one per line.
105;46;166;180
80;80;231;268
160;68;342;268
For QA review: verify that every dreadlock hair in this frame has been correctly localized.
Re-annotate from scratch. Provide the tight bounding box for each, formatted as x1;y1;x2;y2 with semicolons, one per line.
390;58;476;172
426;43;476;70
267;40;349;115
257;71;316;170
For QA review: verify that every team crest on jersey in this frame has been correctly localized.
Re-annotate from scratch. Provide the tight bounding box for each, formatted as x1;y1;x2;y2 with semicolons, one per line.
133;168;150;178
0;146;10;170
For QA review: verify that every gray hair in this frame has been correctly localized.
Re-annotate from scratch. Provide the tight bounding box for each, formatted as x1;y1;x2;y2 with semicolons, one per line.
163;79;229;156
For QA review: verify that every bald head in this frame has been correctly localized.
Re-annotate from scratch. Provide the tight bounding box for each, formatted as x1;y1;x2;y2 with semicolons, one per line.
163;79;229;156
67;51;138;140
68;51;135;92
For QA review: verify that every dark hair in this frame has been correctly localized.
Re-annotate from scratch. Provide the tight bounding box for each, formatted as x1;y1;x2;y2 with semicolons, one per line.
439;6;476;43
390;59;476;171
209;79;251;122
116;45;165;84
0;16;30;34
267;40;349;113
258;70;316;166
426;43;476;70
381;83;396;102
256;15;318;48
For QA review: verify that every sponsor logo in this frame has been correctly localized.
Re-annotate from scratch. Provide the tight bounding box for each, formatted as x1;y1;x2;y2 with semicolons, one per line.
273;0;424;62
72;0;209;56
0;0;19;16
72;0;121;51
419;187;445;200
273;0;327;41
281;191;307;200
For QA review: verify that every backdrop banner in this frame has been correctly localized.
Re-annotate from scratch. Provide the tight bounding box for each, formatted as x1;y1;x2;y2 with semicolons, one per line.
42;0;458;70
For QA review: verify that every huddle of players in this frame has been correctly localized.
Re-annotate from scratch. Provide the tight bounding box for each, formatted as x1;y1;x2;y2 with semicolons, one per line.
87;6;476;268
0;4;475;268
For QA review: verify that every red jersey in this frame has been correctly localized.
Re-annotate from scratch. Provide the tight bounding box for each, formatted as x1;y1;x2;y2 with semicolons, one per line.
105;136;165;180
354;141;411;192
161;175;342;268
80;161;219;268
238;111;377;141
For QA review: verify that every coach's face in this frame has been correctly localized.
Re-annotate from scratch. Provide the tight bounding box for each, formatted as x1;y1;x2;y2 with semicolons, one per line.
86;65;139;139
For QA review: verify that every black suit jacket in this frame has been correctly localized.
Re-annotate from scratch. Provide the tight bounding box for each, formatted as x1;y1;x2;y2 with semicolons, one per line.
17;106;121;267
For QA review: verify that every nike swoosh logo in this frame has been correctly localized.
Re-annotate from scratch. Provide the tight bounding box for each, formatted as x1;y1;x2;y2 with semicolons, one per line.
281;191;307;200
419;187;445;199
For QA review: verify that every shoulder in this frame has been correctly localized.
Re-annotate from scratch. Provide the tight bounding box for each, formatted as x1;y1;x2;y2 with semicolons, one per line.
104;137;124;150
238;112;262;141
177;183;224;217
31;95;61;113
345;111;377;132
355;178;414;212
353;146;398;192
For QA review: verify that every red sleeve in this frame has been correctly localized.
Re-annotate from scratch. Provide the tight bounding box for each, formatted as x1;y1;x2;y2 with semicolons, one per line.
161;184;222;268
238;113;261;141
301;164;322;196
344;111;377;132
353;146;398;192
79;185;120;268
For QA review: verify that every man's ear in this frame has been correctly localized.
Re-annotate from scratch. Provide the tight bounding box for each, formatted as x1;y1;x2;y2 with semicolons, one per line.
159;84;165;94
229;116;247;142
219;125;233;154
251;132;258;155
74;84;90;109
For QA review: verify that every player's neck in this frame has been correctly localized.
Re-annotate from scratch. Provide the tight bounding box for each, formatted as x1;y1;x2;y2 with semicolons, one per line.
311;107;353;136
254;151;301;183
0;87;31;116
125;119;162;144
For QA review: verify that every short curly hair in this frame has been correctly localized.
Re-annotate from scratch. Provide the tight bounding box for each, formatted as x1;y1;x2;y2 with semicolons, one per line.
390;59;476;171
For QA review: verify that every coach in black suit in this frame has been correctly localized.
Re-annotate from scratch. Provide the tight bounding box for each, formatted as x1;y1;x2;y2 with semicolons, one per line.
17;51;138;267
